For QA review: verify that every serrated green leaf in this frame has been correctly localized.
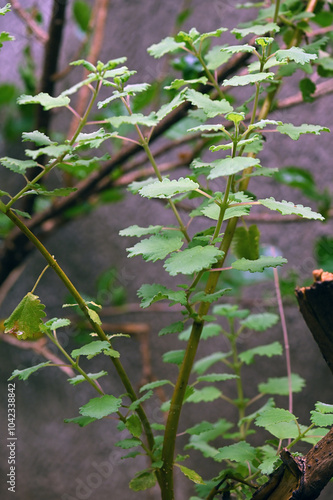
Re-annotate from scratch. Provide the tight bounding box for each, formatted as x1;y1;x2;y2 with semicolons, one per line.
148;37;185;58
127;233;184;262
0;32;14;47
205;45;232;70
125;415;142;438
139;177;199;199
71;340;113;359
258;445;281;474
137;283;187;308
124;83;151;94
255;408;299;439
208;157;260;179
240;313;279;331
159;321;184;336
314;402;333;414
0;157;38;174
106;112;158;127
259;374;305;395
164;246;224;276
310;411;333;427
44;317;71;330
216;441;257;462
73;0;91;32
129;471;157;491
87;307;102;326
193;352;231;375
276;123;330;140
185;421;215;435
33;186;77;197
25;144;71;160
187;387;222;403
258;197;324;220
197;373;239;383
223;72;275;87
156;91;187;121
22;130;54;146
239;341;283;365
79;394;122;419
275;47;317;65
115;437;141;449
128;390;153;411
213;304;249;319
232;225;260;260
75;128;118;149
119;225;163;237
4;293;46;340
232;255;287;273
163;349;186;365
201;202;251;221
221;44;256;54
186;89;233;117
175;464;205;485
166;77;208;90
8;362;51;381
231;23;280;39
139;379;174;392
67;371;107;386
64;416;97;427
190;288;231;305
188;124;226;133
18;92;70;110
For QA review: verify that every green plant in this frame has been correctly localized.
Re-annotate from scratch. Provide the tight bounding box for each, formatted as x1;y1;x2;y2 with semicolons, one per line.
1;1;333;499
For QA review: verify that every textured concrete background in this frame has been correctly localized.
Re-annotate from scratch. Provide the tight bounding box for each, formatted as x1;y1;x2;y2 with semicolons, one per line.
1;1;333;499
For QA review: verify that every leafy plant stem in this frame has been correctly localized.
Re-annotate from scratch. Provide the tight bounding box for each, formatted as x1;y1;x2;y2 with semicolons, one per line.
3;207;158;462
193;46;224;99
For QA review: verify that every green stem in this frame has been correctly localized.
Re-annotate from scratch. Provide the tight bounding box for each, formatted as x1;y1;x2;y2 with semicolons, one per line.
3;207;157;459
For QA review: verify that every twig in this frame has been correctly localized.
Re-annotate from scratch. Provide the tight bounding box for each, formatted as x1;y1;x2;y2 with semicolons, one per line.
11;0;49;44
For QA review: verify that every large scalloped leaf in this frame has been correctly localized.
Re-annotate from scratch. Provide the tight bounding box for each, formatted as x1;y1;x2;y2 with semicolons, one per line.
137;283;187;308
185;88;233;117
164;246;224;276
4;292;46;340
240;312;279;331
22;130;54;146
139;177;199;199
147;36;185;58
258;374;305;395
215;441;257;463
231;255;287;273
275;47;317;65
239;341;283;365
79;395;122;419
258;197;324;220
126;233;184;262
18;92;70;110
223;72;275;87
276;123;330;140
200;157;259;180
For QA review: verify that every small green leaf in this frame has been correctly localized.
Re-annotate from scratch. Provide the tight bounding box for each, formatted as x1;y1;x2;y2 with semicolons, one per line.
215;441;257;462
148;37;185;58
125;415;142;438
8;362;51;381
163;349;185;365
231;256;287;273
0;157;38;174
127;234;184;262
0;31;14;47
156;91;187;121
106;112;158;127
232;225;260;260
137;283;187;308
240;313;279;331
159;321;184;336
276;123;330;140
275;47;317;65
205;45;232;70
4;292;46;340
128;390;153;411
223;72;275;87
115;437;141;449
259;374;305;395
79;394;122;419
190;289;231;305
71;340;112;359
310;411;333;427
64;416;97;427
186;88;233;117
139;380;174;392
208;157;260;179
22;130;54;146
186;387;222;403
193;352;231;375
314;402;333;414
179;323;222;341
139;177;199;199
258;197;324;220
164;246;224;276
213;304;249;319
18;92;70;110
25;144;71;160
166;77;208;90
197;373;239;383
239;341;283;365
67;371;107;386
73;0;91;32
221;44;256;54
231;23;280;39
129;471;157;491
258;445;281;475
119;225;162;237
175;464;205;485
44;318;71;330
